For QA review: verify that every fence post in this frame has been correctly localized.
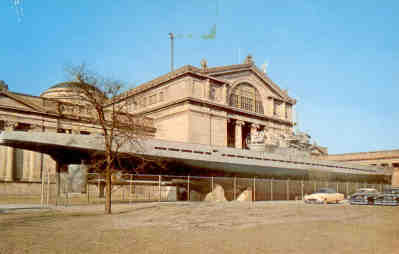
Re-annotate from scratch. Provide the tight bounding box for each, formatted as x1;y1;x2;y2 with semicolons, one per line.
313;181;316;193
97;174;100;200
286;179;289;201
253;177;256;202
159;175;162;202
187;176;190;201
122;183;125;201
41;171;45;208
121;182;123;201
129;174;133;204
87;181;90;204
301;180;304;200
271;178;273;201
211;176;214;193
47;167;50;207
346;182;349;198
234;177;236;200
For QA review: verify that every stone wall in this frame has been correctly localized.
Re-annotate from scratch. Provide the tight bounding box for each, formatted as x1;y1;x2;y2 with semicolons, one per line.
154;110;190;142
321;150;399;164
319;150;399;186
0;182;56;195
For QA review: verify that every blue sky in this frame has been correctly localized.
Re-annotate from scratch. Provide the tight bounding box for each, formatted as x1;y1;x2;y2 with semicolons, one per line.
1;0;398;154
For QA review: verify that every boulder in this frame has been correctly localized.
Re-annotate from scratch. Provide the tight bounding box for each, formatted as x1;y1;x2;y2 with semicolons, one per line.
204;184;227;202
236;189;253;201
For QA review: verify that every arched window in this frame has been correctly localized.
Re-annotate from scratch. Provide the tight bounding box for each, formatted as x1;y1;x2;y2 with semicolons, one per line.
230;83;264;114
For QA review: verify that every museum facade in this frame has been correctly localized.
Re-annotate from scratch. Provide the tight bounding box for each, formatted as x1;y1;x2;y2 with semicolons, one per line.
1;55;396;191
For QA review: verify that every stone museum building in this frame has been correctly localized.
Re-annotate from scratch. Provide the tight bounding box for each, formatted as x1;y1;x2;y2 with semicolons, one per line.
320;151;399;186
0;55;397;193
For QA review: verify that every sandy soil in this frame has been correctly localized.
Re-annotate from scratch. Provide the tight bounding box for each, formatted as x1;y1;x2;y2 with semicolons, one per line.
1;201;398;254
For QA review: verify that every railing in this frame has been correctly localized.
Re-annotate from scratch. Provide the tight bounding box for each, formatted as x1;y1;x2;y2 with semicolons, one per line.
0;172;390;207
81;173;390;204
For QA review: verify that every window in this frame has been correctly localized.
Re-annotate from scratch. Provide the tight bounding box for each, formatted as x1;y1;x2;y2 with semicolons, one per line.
127;97;135;105
273;100;282;116
209;85;217;100
159;91;164;102
229;83;263;114
138;96;146;108
149;94;157;105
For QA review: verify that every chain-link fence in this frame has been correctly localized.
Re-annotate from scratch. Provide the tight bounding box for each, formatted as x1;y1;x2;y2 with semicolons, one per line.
0;166;57;208
82;174;392;205
0;172;392;207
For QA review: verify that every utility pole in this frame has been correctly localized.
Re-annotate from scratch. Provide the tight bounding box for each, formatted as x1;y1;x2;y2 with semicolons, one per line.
168;32;174;71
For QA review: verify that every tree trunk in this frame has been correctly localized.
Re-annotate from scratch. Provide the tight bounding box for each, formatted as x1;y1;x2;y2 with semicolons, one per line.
105;165;112;214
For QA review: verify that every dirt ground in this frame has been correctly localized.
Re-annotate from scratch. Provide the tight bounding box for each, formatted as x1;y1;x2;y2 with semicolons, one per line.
1;201;398;254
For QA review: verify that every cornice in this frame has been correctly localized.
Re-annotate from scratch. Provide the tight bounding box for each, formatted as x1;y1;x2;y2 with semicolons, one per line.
0;90;48;113
136;97;294;127
112;65;228;106
202;63;296;105
201;63;253;74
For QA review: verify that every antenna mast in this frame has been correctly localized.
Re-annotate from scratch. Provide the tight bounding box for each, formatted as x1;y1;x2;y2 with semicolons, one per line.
168;32;174;71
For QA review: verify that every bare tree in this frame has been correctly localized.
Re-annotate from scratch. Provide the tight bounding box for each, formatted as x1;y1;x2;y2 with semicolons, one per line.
67;64;151;214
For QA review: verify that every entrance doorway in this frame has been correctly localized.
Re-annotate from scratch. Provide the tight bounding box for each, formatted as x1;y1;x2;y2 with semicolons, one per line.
227;120;235;148
242;123;251;149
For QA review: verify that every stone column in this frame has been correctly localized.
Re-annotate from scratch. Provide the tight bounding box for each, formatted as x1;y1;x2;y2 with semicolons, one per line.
0;146;7;180
4;147;14;181
21;149;31;181
235;120;245;149
29;125;42;182
4;121;17;182
29;151;39;182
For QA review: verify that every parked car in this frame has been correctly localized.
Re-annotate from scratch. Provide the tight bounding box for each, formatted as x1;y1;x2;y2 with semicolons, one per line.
374;193;399;206
349;188;379;205
370;187;399;206
304;188;345;204
352;188;379;195
383;187;399;196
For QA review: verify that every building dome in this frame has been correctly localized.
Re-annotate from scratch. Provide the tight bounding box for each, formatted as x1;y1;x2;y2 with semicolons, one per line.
40;81;105;104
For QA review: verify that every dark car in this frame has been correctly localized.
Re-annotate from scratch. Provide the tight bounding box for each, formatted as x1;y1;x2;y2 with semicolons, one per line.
383;187;399;196
349;193;378;205
374;194;399;206
372;187;399;206
349;188;379;205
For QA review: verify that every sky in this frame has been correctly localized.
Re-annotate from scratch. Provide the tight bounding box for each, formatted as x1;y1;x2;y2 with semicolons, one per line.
1;0;398;154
